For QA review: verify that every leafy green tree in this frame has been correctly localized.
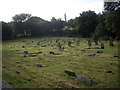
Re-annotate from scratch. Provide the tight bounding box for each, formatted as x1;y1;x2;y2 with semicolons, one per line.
68;19;75;27
104;1;120;39
75;10;98;37
12;13;31;37
51;17;65;36
2;22;13;40
25;16;53;36
12;13;31;22
93;13;110;40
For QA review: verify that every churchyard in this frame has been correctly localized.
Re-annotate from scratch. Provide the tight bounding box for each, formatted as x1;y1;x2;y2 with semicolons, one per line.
2;37;119;88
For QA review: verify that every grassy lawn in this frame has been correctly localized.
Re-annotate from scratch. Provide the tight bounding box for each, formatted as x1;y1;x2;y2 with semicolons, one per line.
2;37;119;88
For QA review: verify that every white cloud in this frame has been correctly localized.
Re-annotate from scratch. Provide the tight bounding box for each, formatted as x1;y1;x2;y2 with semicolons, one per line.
0;0;104;22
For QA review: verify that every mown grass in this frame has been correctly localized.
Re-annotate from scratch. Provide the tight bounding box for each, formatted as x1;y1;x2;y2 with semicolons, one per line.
2;37;119;88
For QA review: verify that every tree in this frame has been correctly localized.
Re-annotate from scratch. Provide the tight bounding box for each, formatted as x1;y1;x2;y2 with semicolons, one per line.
68;19;75;27
2;22;13;40
25;16;53;36
93;13;110;40
12;13;31;37
104;1;120;39
75;10;98;37
51;17;65;36
12;13;31;22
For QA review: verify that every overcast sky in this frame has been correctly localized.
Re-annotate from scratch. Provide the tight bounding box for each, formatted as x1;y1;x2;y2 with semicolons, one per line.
0;0;104;22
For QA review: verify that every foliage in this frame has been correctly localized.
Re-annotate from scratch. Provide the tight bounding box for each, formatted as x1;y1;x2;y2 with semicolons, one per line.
2;22;13;40
93;13;110;40
74;10;98;37
104;1;120;39
12;13;31;22
2;6;120;40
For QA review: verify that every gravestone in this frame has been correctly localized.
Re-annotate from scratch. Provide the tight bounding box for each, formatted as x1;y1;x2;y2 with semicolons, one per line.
68;41;72;46
76;76;93;86
24;51;28;54
110;40;114;46
50;51;54;54
97;51;103;53
88;40;92;46
101;42;104;49
84;54;99;56
16;71;20;74
64;69;76;77
57;43;64;51
106;70;112;73
50;51;59;55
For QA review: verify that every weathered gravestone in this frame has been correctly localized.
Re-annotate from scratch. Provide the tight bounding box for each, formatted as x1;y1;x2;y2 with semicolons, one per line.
105;70;112;73
97;51;103;53
88;40;92;46
110;40;114;46
64;69;76;77
57;43;64;51
101;42;104;49
76;76;93;86
50;51;59;55
50;51;54;54
24;51;28;54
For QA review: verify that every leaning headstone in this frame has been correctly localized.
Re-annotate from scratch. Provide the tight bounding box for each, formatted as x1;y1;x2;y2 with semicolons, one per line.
76;76;93;86
110;40;114;46
101;42;104;49
88;40;92;46
64;69;76;77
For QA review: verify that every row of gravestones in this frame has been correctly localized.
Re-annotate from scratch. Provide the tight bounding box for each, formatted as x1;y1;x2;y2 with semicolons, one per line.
56;40;114;51
21;39;114;52
87;40;114;46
